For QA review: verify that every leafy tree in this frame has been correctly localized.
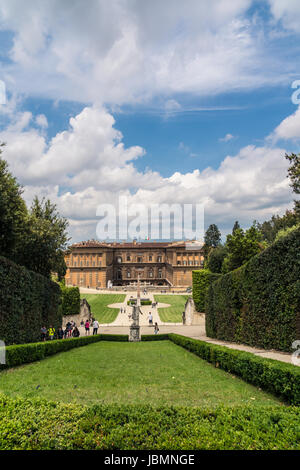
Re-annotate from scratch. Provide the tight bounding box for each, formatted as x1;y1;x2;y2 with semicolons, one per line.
275;222;300;242
16;197;69;278
0;143;27;258
0;144;69;278
285;152;300;215
257;210;299;244
222;223;263;273
207;245;227;273
203;224;221;259
232;220;240;234
204;224;221;247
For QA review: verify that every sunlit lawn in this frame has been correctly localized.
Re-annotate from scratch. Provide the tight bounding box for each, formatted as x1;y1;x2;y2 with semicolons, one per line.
154;295;190;322
80;294;126;323
0;341;282;408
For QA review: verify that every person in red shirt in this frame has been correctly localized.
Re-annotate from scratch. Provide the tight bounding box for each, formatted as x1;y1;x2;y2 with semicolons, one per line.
85;320;90;336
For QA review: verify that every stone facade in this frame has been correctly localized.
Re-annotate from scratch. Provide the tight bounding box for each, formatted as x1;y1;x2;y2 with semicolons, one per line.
65;240;205;288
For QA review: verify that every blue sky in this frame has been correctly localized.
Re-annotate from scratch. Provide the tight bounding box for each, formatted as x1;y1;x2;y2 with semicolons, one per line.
0;0;300;241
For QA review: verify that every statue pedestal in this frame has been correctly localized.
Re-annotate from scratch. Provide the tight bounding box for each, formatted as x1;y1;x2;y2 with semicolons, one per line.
129;325;141;342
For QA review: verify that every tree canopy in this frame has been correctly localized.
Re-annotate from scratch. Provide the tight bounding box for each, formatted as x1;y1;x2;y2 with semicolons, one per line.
0;145;69;278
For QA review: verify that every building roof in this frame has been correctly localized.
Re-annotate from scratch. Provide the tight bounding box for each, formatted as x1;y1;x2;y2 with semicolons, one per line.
68;240;203;250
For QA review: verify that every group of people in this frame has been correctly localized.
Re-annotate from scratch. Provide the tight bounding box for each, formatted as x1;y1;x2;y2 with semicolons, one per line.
40;318;100;341
82;319;99;335
40;322;80;341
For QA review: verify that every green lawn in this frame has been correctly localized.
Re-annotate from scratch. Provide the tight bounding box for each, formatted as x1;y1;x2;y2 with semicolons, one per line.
80;293;126;323
154;295;190;322
0;341;282;408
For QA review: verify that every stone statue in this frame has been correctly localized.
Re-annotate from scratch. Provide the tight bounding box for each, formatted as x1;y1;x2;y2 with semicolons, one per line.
129;274;142;341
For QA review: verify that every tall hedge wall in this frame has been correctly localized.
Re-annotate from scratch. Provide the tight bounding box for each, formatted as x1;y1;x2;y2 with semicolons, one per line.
205;227;300;352
192;269;221;312
0;256;62;345
61;285;80;316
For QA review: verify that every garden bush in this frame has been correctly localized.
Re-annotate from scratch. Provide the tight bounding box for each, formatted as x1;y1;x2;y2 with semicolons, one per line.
0;256;62;345
205;226;300;352
141;334;169;341
192;269;221;312
169;334;300;406
0;394;299;449
0;334;129;370
127;300;152;306
61;285;80;316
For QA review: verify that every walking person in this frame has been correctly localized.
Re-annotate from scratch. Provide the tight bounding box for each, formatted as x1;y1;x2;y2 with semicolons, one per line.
85;320;90;336
93;319;99;335
154;322;159;335
148;312;153;326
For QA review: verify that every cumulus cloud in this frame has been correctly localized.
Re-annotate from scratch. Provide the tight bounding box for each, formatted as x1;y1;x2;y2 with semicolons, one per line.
0;105;294;241
269;106;300;142
0;0;293;105
268;0;300;33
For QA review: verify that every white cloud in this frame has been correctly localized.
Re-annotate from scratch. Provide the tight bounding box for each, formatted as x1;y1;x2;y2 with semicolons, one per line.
0;105;294;241
35;114;48;128
269;106;300;141
219;133;235;142
268;0;300;33
0;0;292;106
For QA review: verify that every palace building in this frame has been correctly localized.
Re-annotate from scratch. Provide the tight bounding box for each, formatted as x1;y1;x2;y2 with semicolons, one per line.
65;239;205;288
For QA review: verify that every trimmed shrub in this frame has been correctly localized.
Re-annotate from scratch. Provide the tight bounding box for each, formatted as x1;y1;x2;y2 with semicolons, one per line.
141;334;169;341
127;300;152;306
0;256;62;346
192;269;221;312
0;394;299;450
61;285;80;316
0;334;128;370
169;334;300;406
205;226;300;352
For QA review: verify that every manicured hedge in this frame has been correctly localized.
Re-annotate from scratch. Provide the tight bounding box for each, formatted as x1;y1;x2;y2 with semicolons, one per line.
192;269;221;312
0;394;299;450
0;256;62;346
127;300;152;306
205;227;300;352
61;285;80;316
141;334;169;341
0;334;129;370
169;334;300;406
